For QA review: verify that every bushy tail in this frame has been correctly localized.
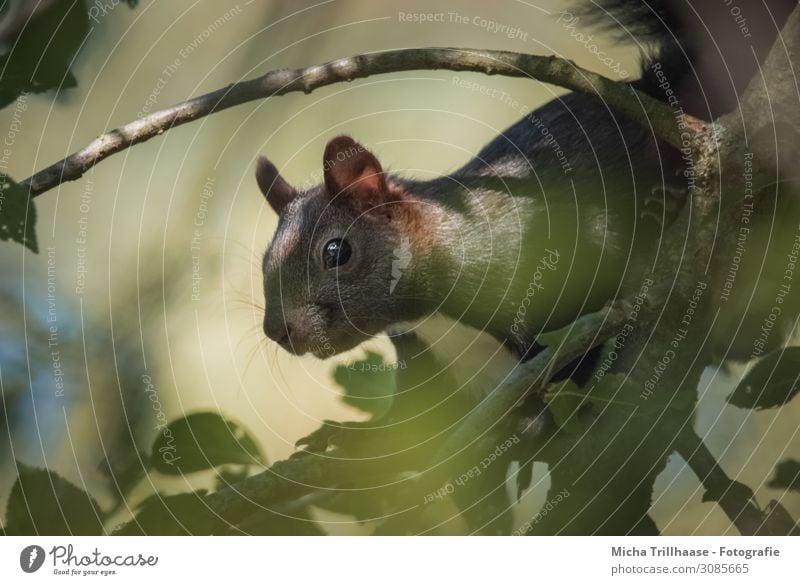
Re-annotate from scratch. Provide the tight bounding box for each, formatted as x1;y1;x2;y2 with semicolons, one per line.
573;0;796;119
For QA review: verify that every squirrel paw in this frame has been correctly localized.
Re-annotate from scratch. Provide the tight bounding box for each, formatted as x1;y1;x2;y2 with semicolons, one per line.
640;183;687;227
294;420;372;453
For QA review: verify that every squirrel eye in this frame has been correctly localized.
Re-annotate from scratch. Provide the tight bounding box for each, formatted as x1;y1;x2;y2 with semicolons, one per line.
322;238;352;269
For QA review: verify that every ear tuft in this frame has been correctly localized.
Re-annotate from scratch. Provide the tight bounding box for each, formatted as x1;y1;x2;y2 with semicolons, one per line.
256;156;297;214
323;136;389;211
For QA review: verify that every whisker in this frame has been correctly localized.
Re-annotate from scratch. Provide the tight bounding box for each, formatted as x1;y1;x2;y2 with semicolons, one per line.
241;339;265;379
204;235;265;268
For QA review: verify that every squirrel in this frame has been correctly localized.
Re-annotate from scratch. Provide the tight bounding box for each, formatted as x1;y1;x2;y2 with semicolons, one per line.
255;0;800;534
256;0;799;370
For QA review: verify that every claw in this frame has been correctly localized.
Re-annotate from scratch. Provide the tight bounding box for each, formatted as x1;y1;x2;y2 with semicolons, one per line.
295;420;371;452
639;208;665;226
641;183;688;227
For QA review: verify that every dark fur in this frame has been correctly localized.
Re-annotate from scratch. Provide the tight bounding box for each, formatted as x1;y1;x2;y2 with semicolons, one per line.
582;0;797;119
257;0;794;363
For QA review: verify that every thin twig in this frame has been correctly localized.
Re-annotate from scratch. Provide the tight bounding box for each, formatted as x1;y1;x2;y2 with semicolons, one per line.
676;430;798;535
22;47;704;197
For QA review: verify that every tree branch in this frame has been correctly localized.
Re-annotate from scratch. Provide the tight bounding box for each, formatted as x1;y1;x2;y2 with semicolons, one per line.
676;430;799;535
22;47;704;197
202;452;356;523
433;302;630;464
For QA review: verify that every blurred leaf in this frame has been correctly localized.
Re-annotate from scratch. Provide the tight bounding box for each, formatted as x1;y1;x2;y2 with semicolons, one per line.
768;460;800;492
587;373;642;410
4;462;103;535
295;419;371;453
0;175;37;252
449;427;516;535
150;412;264;475
525;370;666;535
537;323;573;349
544;374;639;436
332;351;396;417
727;348;800;410
97;450;149;500
116;492;218;535
213;466;251;492
312;482;398;525
537;312;603;351
234;505;325;536
543;380;584;432
0;0;88;109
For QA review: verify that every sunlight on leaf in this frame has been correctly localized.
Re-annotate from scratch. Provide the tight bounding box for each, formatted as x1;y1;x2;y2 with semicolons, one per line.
332;351;396;418
150;412;265;475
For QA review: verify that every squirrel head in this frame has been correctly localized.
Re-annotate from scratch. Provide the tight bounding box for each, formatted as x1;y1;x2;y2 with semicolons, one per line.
257;136;434;358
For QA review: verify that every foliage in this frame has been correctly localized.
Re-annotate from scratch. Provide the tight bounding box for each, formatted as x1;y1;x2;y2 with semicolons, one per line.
331;351;396;418
769;460;800;492
2;412;269;535
727;348;800;410
6;340;798;535
0;0;142;253
2;0;800;538
0;0;86;109
150;412;264;475
4;463;103;535
0;175;37;252
0;0;138;110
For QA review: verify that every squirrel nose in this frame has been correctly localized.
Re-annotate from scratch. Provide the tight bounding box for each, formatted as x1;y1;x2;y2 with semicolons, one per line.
263;315;292;347
264;309;311;354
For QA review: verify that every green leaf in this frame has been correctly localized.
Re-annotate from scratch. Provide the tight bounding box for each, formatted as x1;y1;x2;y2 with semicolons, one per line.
4;462;104;535
537;323;574;349
727;347;800;410
587;373;643;411
119;488;324;536
150;412;265;475
543;380;585;432
233;505;326;536
0;0;88;109
332;351;396;417
544;374;640;434
116;492;218;535
768;460;800;492
0;175;37;252
537;311;603;351
97;450;149;501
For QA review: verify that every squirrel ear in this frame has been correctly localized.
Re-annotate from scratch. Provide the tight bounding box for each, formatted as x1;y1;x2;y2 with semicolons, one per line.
256;156;297;214
323;136;389;210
